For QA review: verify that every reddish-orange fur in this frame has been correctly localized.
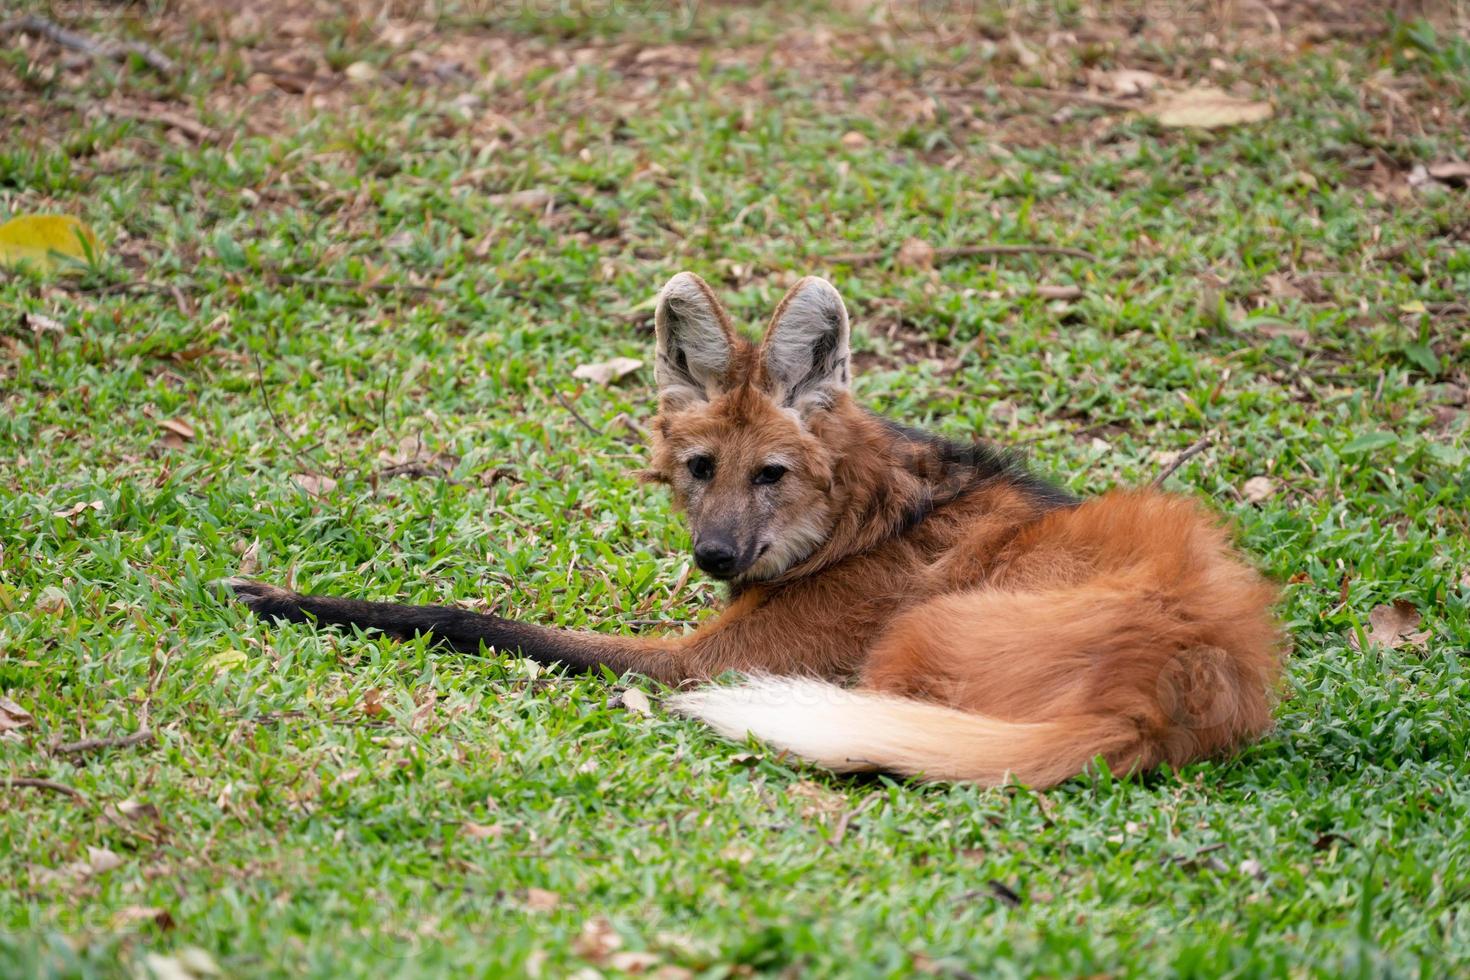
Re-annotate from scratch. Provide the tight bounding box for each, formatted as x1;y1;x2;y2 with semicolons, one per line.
234;272;1285;787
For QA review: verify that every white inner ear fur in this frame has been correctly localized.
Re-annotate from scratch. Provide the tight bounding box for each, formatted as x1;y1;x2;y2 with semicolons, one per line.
763;277;851;418
654;272;732;410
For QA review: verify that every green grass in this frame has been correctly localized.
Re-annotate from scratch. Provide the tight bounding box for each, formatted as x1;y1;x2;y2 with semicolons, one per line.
3;1;1468;976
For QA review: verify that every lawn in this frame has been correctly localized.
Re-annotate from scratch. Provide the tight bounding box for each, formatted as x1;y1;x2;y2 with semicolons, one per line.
2;0;1468;976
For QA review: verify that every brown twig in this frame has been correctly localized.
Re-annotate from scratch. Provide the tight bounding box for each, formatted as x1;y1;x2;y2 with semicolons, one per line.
52;729;154;757
239;711;395;730
827;792;883;847
6;777;85;800
103;103;217;143
1;14;176;77
1151;436;1213;488
276;274;447;296
827;243;1099;267
377;460;458;482
251;350;330;477
554;390;605;439
1001;86;1137;111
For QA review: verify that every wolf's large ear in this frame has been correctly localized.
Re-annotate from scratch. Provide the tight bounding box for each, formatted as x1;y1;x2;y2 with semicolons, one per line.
654;272;736;410
760;276;851;417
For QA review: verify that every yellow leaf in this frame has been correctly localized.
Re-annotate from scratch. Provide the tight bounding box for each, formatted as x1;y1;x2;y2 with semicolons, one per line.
206;648;247;672
0;215;101;273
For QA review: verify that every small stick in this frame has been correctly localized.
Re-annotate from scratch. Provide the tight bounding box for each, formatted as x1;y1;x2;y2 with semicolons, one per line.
554;390;605;439
277;275;446;296
997;86;1136;111
252;350;289;439
6;777;85;800
827;243;1099;267
827;792;883;847
52;729;153;757
1151;435;1213;488
104;104;217;143
1;14;176;77
251;351;329;477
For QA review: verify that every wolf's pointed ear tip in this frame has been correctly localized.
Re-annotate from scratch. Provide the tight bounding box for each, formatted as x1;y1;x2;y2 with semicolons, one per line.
661;270;705;295
790;275;843;299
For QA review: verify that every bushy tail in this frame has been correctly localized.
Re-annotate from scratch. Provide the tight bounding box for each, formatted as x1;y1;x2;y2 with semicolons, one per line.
667;676;1150;788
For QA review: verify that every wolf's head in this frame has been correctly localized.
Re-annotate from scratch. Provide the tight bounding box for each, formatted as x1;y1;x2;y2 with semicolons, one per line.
644;272;854;583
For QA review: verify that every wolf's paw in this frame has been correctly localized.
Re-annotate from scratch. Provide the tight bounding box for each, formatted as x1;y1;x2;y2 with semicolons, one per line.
212;578;308;622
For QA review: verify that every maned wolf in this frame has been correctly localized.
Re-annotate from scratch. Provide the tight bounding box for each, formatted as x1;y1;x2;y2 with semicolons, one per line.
226;272;1283;787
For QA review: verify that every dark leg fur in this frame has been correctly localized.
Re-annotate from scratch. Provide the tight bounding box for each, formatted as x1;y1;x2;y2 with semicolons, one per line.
221;579;681;679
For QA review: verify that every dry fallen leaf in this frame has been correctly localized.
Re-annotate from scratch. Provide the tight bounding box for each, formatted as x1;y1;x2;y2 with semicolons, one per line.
343;60;379;82
1351;600;1428;652
53;500;103;520
104;798;163;838
1102;68;1162;97
572;917;623;961
524;887;561;911
411;689;437;732
360;688;386;718
1034;284;1082;301
1426;160;1470;186
911;953;943;976
292;473;338;498
1242;476;1276;503
157;418;196;441
786;780;846;820
608;951;662;973
839;130;869;148
896;237;936;270
489;188;554;210
33;586;69;614
38;845;127;883
112;798;160;820
572;356;643;386
236;538;261;577
87;846;125;874
25;312;64;335
618;688;652;716
0;696;32;732
142;948;221;980
461;821;503;840
1008;31;1040;68
1150;87;1273;129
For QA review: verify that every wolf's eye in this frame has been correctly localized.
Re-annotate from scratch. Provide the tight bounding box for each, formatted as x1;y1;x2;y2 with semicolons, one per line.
687;455;715;480
753;464;787;486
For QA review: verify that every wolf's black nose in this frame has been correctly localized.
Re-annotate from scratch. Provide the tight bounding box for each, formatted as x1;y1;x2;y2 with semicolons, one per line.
694;540;738;577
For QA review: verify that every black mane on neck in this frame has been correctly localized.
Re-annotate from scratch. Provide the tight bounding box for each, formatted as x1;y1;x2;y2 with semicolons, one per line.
873;414;1078;531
